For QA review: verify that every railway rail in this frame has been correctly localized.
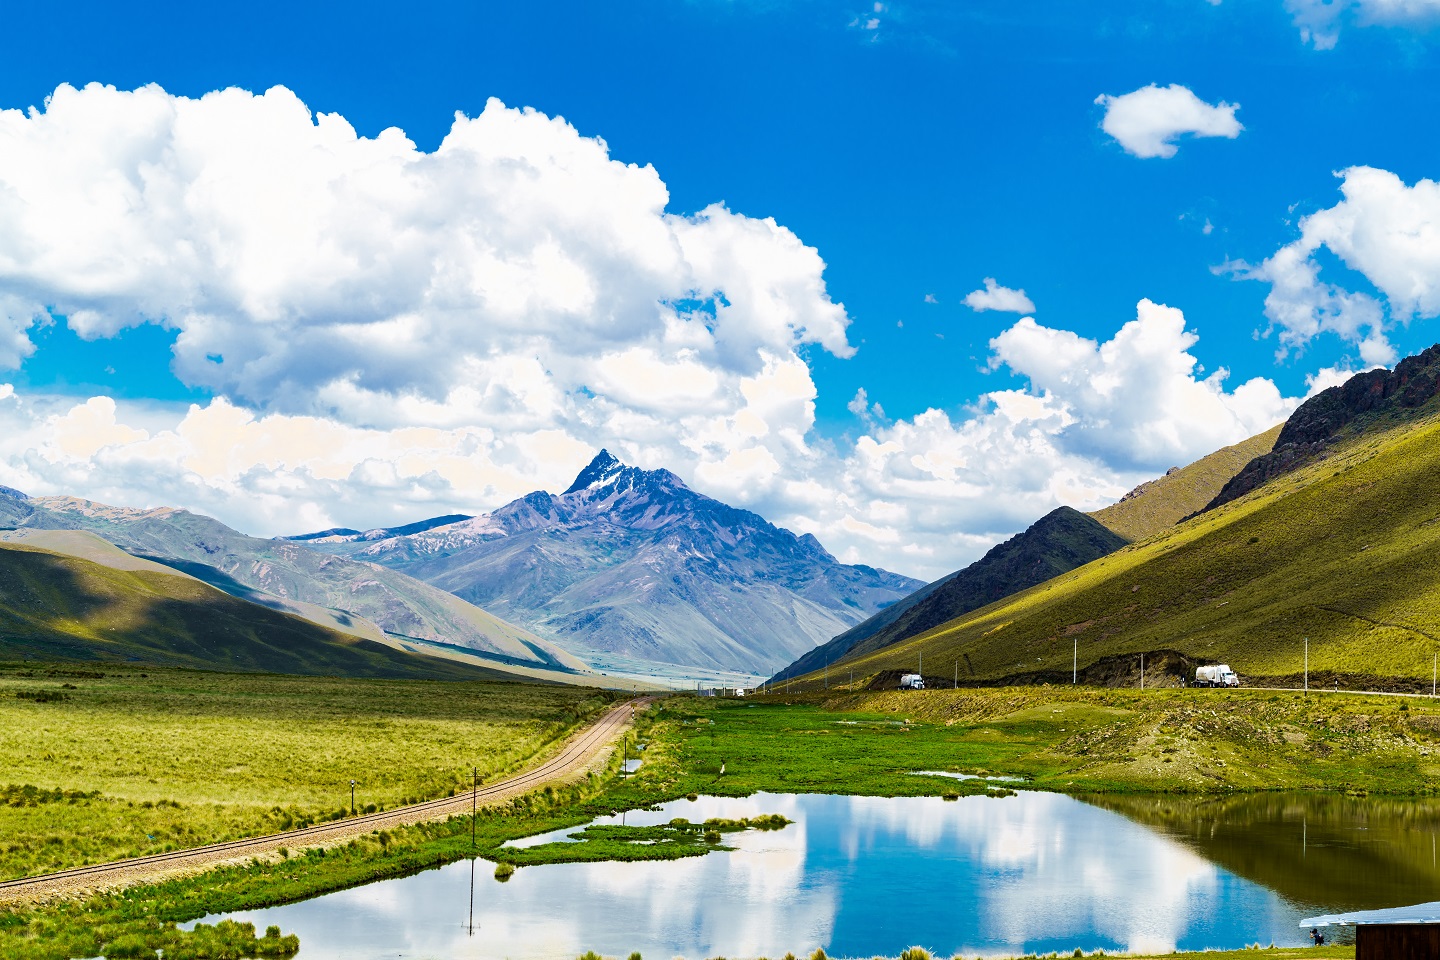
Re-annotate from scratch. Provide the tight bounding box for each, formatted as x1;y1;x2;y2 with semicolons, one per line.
0;695;654;901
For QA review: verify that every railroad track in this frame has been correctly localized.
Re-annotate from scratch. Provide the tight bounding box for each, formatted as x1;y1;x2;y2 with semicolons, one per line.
0;696;654;901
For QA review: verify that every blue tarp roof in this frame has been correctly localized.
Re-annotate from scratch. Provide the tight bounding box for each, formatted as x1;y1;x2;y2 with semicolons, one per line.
1302;901;1440;927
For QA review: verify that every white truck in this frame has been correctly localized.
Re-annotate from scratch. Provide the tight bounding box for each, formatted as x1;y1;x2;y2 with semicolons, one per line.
1194;664;1240;688
899;673;925;690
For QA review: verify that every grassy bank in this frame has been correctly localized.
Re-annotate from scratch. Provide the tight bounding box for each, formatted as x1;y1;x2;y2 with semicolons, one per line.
654;686;1440;797
0;661;615;880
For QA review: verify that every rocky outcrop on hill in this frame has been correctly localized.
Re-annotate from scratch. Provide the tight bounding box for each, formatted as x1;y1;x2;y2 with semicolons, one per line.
1202;344;1440;513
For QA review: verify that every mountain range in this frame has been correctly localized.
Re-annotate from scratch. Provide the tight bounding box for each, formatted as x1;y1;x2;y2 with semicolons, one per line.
0;530;526;680
769;422;1284;684
0;487;587;681
778;342;1440;690
295;451;923;675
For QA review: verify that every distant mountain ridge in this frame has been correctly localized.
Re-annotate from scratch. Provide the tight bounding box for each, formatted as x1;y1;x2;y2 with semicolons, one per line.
769;422;1284;686
0;536;516;681
796;345;1440;690
305;450;923;674
1091;425;1282;542
0;492;586;679
770;507;1127;684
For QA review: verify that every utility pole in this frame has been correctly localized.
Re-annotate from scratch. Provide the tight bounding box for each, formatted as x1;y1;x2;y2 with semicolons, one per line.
349;779;356;815
825;660;828;690
1304;638;1309;694
472;766;477;849
1073;638;1077;685
919;650;923;679
954;661;958;690
1140;652;1145;691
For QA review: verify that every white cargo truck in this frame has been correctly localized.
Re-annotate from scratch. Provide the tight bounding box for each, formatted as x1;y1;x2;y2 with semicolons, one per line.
1194;664;1240;688
899;673;925;690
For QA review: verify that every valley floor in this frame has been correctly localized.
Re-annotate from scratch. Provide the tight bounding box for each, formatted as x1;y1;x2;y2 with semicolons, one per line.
1;668;1432;959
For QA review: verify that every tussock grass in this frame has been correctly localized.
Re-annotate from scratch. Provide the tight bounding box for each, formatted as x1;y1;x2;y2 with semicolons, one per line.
0;662;612;880
661;689;1440;797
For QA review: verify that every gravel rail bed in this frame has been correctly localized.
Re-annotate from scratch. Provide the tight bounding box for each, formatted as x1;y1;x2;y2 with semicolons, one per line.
0;696;654;904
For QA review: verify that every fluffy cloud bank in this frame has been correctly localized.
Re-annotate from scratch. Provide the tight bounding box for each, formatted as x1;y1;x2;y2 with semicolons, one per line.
0;301;1300;579
0;84;1303;579
1094;84;1243;159
0;83;850;420
1287;0;1440;48
1234;165;1440;367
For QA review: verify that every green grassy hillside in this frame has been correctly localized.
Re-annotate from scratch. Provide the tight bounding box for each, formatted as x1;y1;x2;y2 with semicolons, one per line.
806;405;1440;688
772;507;1128;684
1090;424;1282;542
0;541;521;681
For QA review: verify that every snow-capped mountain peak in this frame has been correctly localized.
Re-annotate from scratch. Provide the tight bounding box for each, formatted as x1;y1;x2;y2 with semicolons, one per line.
564;449;627;494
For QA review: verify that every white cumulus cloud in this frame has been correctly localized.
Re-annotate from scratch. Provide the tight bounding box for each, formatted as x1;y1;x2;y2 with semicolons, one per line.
0;83;851;419
962;278;1036;314
1233;165;1440;366
1094;84;1243;159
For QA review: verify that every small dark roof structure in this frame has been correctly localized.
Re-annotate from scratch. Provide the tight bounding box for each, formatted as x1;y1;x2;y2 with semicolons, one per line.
1302;901;1440;927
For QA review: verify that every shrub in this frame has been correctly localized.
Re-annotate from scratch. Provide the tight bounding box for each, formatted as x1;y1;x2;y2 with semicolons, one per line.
899;948;932;960
16;689;69;703
494;861;515;881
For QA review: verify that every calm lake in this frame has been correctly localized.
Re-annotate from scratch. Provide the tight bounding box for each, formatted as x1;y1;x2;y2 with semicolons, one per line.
198;789;1440;959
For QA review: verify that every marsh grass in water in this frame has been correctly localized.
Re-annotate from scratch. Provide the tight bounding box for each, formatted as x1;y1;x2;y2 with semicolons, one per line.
498;814;791;866
100;919;298;960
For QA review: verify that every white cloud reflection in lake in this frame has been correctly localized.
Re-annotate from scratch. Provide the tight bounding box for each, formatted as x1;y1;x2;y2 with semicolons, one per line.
205;791;1309;959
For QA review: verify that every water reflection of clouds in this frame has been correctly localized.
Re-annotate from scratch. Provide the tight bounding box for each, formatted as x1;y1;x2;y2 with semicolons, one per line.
209;791;1302;959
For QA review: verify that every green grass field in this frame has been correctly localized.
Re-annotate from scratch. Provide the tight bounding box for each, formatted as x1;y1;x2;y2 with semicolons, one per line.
0;662;614;880
809;407;1440;689
641;688;1440;797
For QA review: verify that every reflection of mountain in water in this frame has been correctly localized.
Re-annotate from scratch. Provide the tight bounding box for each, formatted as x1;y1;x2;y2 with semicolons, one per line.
1089;792;1440;913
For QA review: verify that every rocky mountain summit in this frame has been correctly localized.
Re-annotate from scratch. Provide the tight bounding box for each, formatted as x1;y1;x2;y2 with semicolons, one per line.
314;450;923;674
1204;344;1440;513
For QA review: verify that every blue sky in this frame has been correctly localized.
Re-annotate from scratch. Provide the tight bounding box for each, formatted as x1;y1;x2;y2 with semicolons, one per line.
0;0;1438;577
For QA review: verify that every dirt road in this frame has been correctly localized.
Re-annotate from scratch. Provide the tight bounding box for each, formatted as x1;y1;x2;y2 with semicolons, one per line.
0;696;654;904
